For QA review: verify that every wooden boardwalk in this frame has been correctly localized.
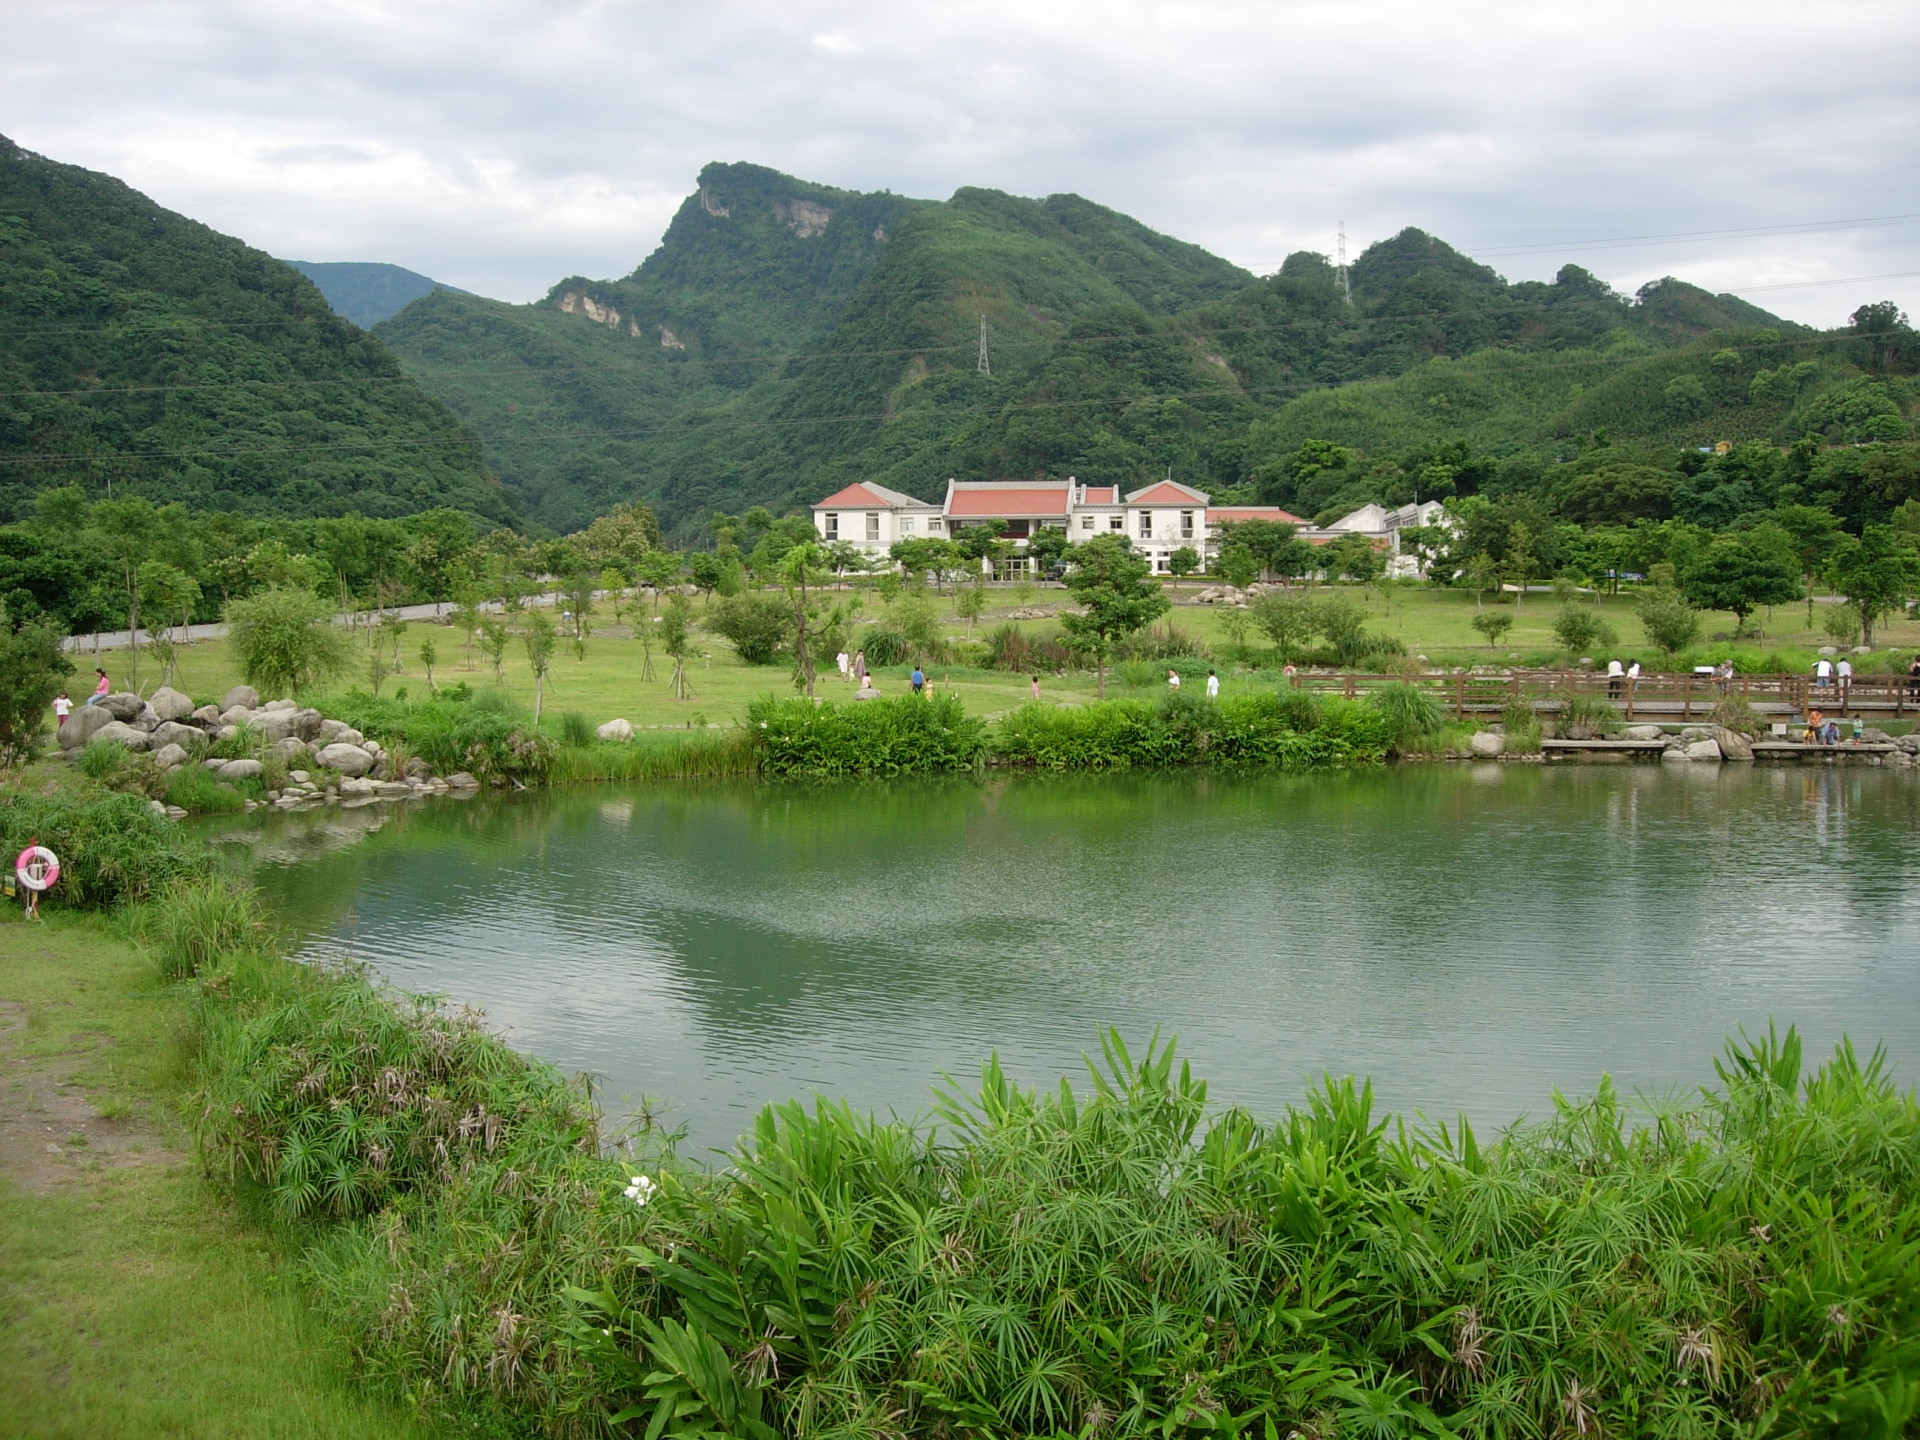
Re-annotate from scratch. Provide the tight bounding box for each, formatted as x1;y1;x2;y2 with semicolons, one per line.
1292;668;1920;721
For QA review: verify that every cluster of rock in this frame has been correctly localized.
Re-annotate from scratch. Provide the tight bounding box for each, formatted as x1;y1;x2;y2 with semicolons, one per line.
58;684;478;815
1191;583;1290;606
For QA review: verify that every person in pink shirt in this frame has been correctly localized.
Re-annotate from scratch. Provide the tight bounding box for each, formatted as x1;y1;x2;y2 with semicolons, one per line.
87;669;111;705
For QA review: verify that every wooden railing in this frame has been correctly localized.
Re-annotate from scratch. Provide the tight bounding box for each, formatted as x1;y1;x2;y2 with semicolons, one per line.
1285;669;1918;720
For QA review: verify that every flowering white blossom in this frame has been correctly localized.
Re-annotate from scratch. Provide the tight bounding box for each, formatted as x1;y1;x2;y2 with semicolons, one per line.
623;1174;657;1206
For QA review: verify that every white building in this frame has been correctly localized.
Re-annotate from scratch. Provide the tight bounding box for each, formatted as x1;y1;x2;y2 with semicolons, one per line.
811;478;1450;575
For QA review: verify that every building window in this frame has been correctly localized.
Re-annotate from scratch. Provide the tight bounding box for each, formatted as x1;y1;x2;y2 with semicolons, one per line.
1081;516;1095;531
928;517;943;532
901;516;914;534
865;513;881;542
1138;512;1152;539
1109;515;1123;531
824;513;839;540
1180;510;1194;539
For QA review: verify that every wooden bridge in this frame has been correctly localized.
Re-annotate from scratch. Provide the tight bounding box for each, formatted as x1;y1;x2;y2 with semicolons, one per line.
1290;668;1920;722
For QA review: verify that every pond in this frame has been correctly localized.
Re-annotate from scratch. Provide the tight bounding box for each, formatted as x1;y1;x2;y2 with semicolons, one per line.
214;763;1920;1158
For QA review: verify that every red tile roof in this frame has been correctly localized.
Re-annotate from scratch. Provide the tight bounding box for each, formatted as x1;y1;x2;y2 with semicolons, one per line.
1081;486;1117;504
815;482;933;508
1130;480;1207;505
1208;506;1306;525
946;486;1071;517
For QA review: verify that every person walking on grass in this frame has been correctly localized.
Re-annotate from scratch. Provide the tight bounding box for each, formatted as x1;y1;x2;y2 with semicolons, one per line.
1206;669;1220;699
836;649;850;683
911;665;925;696
52;691;72;727
1030;675;1041;701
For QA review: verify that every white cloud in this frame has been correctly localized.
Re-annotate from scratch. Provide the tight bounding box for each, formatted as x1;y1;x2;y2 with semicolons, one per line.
4;0;1917;323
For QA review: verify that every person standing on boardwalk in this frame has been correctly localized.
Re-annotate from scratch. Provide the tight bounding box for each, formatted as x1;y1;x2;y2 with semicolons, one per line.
1813;656;1833;690
1606;658;1625;699
1206;669;1220;699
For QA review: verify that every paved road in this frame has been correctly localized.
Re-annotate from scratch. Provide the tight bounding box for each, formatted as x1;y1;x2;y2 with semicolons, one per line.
60;594;586;654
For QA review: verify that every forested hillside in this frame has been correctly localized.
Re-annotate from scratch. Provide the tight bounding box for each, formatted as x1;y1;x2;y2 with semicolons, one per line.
286;260;467;328
0;135;514;527
375;159;1915;541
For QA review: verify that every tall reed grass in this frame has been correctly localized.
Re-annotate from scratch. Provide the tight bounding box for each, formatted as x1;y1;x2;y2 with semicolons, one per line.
546;731;756;784
0;788;202;907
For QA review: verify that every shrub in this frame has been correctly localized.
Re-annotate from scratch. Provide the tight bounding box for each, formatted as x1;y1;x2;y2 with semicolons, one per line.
0;788;200;908
1710;695;1764;735
148;874;271;980
1502;696;1544;752
224;587;350;697
856;624;911;668
993;692;1389;770
1553;694;1619;738
1823;605;1864;646
707;591;789;665
0;616;70;769
1552;603;1619;655
1638;585;1702;657
160;764;247;814
980;622;1081;673
557;710;595;748
747;694;986;776
324;691;553;785
1369;681;1445;752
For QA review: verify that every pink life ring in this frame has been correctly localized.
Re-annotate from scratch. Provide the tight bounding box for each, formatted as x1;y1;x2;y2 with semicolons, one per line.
15;846;59;893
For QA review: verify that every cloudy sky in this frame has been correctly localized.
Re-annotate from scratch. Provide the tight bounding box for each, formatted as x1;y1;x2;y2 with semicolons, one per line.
8;0;1919;324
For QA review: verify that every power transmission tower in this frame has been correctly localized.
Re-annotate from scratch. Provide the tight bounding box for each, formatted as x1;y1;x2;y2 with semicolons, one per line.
976;314;991;376
1336;221;1352;305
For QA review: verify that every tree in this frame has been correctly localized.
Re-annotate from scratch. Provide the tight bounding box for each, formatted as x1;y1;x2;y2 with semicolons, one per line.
1324;534;1384;586
1471;611;1514;649
954;581;988;635
1216;545;1259;590
1502;522;1534;606
1218;519;1312;581
419;638;437;690
776;541;846;697
708;592;790;665
225;587;350;698
522;610;556;723
637;549;682;610
1059;535;1169;698
0;613;71;769
136;561;201;644
1636;586;1701;659
478;618;511;681
1681;528;1801;631
1026;526;1070;573
661;593;695;700
1249;591;1317;660
1167;546;1201;579
1826;524;1920;647
1465;551;1498;608
1551;603;1616;656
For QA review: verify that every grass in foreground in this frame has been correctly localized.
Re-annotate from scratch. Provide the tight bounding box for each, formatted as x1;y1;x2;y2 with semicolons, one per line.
0;911;451;1440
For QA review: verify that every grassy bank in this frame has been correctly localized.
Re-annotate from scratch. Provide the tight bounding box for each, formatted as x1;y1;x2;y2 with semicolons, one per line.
0;909;450;1439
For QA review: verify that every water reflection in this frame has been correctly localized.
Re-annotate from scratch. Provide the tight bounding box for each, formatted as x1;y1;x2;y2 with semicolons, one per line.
214;764;1920;1157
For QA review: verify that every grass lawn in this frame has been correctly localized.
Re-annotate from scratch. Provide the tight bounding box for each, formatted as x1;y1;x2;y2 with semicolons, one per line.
64;584;1920;734
0;911;450;1440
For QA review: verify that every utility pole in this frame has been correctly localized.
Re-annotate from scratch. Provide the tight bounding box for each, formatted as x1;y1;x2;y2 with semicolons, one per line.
1336;221;1353;306
976;314;991;376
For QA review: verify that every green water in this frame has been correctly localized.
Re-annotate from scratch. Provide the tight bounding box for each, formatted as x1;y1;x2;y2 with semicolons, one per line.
217;763;1920;1157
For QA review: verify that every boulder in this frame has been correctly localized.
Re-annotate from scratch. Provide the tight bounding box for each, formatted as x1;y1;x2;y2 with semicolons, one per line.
403;758;432;779
292;708;325;742
314;742;375;777
201;758;224;771
220;705;255;727
1817;645;1838;656
88;720;150;750
132;704;160;732
268;737;309;763
1684;739;1723;763
254;709;304;743
376;781;415;798
288;770;311;785
445;772;479;789
317;718;350;742
151;721;203;751
214;725;238;742
338;775;378;797
221;684;259;711
1468;731;1505;758
218;759;264;780
190;704;224;728
261;698;296;713
1864;727;1894;744
1896;734;1920;754
1853;645;1874;655
1708;726;1754;761
58;706;114;749
148;686;194;722
97;692;144;721
150;742;189;771
596;718;634;742
1624;724;1663;741
1660;746;1691;762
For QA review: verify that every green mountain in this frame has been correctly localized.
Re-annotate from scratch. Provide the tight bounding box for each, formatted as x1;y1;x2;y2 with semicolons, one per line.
377;161;1876;538
286;260;469;328
0;135;514;526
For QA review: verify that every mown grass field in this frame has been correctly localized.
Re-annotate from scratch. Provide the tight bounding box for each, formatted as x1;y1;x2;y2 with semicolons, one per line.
68;582;1920;734
0;912;450;1439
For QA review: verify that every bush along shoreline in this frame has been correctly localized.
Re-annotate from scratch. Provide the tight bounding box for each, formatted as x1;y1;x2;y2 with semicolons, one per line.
9;794;1920;1438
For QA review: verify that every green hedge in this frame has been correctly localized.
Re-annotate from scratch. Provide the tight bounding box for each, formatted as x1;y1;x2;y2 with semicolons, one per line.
747;694;987;776
994;691;1392;769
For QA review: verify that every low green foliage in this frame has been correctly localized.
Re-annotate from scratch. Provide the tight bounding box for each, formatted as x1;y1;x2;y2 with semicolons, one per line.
557;710;596;748
323;689;553;785
0;786;201;907
160;763;249;814
545;731;756;784
1369;681;1447;752
1501;697;1544;752
993;692;1390;770
147;874;272;980
1554;694;1620;738
748;694;987;776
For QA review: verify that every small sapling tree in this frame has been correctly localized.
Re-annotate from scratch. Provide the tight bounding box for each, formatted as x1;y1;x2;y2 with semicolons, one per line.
1059;534;1169;698
522;610;556;722
1472;610;1515;649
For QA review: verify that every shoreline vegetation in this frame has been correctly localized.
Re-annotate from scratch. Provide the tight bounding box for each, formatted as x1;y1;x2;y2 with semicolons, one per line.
2;789;1919;1437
